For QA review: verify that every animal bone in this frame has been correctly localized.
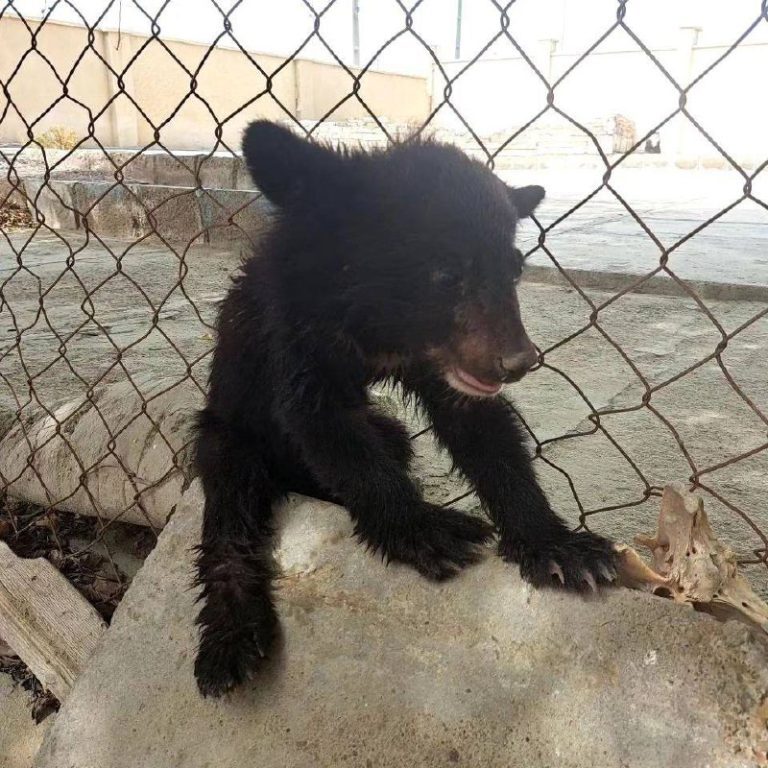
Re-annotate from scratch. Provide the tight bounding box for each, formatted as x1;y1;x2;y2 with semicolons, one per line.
616;482;768;635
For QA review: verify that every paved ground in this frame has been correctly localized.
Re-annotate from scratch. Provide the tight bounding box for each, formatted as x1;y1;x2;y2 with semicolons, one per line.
506;167;768;290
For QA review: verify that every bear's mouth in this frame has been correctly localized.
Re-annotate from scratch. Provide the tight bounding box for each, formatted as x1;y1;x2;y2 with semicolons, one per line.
446;366;503;397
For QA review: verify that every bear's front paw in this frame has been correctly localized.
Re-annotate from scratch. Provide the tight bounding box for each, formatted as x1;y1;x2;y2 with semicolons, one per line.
194;596;278;698
195;626;274;697
409;505;495;581
364;504;495;582
503;529;618;592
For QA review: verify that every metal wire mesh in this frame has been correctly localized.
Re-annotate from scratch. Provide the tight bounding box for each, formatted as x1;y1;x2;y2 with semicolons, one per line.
1;0;767;623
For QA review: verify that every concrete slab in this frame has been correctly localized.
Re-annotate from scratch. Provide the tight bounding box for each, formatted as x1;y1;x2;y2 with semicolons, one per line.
128;184;205;245
508;167;768;292
196;154;238;190
23;179;79;231
198;188;273;247
34;484;768;768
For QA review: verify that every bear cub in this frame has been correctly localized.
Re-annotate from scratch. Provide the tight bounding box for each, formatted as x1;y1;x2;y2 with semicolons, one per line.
193;121;617;697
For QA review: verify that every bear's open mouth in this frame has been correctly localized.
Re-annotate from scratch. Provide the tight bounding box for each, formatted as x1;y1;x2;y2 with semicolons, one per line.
446;366;503;397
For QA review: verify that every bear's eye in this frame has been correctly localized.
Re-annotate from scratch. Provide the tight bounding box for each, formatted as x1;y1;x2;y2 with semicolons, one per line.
511;248;525;283
431;269;461;288
509;248;525;285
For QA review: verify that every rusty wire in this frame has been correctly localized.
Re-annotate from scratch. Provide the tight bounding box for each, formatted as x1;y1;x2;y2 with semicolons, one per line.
0;0;767;599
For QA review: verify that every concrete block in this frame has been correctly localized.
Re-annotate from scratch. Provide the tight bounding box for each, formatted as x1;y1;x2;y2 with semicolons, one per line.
129;183;204;244
24;178;80;230
148;153;200;187
34;488;768;768
234;156;255;190
675;157;700;170
88;150;154;184
0;375;201;528
0;176;26;207
70;151;199;186
42;179;206;242
72;181;146;239
701;156;729;171
108;152;198;187
50;149;112;177
198;188;274;247
196;154;237;190
73;181;205;242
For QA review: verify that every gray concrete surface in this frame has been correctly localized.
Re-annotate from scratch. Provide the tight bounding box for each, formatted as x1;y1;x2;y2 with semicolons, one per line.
1;227;767;594
510;166;768;292
34;484;768;768
0;676;53;768
0;229;224;415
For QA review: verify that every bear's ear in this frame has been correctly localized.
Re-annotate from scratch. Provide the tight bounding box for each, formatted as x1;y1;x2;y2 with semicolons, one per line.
242;121;340;207
507;184;546;219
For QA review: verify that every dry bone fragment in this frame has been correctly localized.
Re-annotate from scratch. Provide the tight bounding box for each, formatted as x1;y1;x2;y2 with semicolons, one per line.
616;482;768;635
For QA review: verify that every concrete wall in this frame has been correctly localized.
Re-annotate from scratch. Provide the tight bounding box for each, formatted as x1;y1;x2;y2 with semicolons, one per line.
0;16;430;150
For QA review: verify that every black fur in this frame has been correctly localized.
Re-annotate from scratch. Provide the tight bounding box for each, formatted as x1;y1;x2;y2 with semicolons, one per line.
194;122;617;697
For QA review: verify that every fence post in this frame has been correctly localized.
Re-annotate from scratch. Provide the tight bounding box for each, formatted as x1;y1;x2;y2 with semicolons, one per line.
672;25;701;165
536;38;558;82
99;30;140;148
426;42;450;119
292;58;302;121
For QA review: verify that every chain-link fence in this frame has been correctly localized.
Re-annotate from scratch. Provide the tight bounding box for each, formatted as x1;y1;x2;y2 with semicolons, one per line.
1;0;768;691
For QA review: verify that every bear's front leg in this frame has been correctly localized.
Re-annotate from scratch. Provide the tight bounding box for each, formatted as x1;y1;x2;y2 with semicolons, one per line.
286;402;493;580
276;356;493;580
403;368;618;592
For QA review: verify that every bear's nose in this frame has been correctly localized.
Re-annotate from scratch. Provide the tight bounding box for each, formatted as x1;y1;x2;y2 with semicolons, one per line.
498;345;538;383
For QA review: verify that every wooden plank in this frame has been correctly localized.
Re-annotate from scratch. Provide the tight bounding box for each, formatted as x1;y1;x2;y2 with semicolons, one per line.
0;542;106;700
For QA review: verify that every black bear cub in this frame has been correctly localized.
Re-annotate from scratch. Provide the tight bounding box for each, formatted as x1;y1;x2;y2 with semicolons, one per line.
194;121;617;697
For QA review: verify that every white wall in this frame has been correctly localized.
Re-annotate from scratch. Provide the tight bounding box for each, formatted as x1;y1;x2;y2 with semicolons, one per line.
429;40;768;164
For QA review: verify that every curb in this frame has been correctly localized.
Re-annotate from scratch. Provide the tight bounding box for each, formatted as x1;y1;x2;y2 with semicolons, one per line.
524;264;768;304
2;148;252;191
